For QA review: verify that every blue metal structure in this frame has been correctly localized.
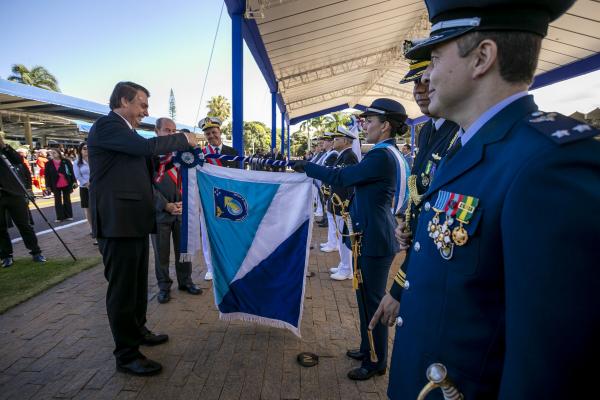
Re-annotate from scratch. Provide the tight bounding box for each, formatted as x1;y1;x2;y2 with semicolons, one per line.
224;1;600;147
286;116;291;159
231;11;244;156
271;91;277;151
280;111;285;156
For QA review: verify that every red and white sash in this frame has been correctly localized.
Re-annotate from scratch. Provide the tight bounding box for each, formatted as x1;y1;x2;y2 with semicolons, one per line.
203;145;223;167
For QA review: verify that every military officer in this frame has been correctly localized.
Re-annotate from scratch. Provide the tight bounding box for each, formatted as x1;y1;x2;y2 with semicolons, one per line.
293;98;410;380
326;126;359;281
317;132;340;246
199;116;239;281
310;139;326;220
379;43;461;309
375;1;600;399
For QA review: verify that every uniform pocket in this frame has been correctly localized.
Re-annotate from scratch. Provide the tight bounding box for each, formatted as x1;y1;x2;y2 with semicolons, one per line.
446;207;483;276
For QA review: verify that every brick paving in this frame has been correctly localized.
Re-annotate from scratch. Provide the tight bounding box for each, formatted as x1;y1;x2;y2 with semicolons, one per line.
0;219;404;399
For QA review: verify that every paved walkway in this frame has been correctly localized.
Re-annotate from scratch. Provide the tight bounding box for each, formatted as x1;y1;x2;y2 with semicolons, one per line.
0;219;404;399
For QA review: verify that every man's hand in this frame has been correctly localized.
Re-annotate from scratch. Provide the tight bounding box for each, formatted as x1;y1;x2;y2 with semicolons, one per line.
183;132;198;147
292;160;307;173
395;221;412;250
369;293;401;329
165;202;182;215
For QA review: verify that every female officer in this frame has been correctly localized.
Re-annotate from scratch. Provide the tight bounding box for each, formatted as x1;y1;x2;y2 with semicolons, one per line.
293;98;410;380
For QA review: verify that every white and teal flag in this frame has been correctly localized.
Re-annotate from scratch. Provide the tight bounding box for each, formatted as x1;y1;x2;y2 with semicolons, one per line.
179;159;313;336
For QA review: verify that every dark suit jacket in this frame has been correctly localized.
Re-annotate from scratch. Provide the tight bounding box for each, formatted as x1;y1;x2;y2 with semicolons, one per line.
88;111;190;238
305;140;399;257
152;158;181;224
44;158;76;193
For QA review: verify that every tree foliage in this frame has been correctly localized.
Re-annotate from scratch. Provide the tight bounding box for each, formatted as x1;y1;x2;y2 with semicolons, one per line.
243;121;281;155
168;88;176;121
8;64;60;92
206;95;231;122
292;111;353;156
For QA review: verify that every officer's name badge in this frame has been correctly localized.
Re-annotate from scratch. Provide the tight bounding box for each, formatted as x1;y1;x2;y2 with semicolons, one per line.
427;191;480;260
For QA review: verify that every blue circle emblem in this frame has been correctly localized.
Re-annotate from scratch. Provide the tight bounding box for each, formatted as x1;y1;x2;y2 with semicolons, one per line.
226;199;244;216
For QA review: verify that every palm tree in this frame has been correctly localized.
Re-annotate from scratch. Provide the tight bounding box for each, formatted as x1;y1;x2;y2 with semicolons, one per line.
310;115;329;135
8;64;60;92
325;111;351;132
206;95;231;121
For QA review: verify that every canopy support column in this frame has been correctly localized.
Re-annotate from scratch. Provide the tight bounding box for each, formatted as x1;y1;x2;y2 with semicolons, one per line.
232;12;244;157
271;92;277;151
280;111;285;156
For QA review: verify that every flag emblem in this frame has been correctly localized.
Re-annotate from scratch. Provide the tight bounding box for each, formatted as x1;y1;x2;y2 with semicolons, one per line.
214;188;248;221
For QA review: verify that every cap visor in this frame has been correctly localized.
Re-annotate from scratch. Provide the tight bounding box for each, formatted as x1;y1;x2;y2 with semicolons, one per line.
405;26;476;60
400;68;425;84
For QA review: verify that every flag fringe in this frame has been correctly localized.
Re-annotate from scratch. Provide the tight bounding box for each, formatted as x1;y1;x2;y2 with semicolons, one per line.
219;312;301;337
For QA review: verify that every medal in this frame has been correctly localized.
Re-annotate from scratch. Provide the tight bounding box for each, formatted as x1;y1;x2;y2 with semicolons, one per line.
421;160;437;187
429;191;480;257
421;174;430;187
452;224;468;246
451;196;479;246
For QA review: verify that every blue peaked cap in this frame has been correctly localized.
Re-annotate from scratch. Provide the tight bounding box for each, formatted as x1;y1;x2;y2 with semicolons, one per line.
406;0;576;60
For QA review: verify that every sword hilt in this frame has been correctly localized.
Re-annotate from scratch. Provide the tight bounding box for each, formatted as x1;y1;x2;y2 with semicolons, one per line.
417;363;463;400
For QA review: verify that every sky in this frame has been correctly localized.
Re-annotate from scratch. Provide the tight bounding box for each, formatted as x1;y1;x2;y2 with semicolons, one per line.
1;0;599;132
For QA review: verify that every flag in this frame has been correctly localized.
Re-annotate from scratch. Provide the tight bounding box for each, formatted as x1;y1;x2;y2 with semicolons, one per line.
179;160;313;336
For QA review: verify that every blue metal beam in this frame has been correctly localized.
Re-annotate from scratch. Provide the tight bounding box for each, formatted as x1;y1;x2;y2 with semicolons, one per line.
286;116;291;159
289;104;357;125
224;0;286;113
530;53;600;90
271;91;277;151
231;12;244;157
406;115;429;126
280;111;285;155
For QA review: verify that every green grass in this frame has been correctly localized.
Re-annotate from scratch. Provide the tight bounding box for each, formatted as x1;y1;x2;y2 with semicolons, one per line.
0;256;101;314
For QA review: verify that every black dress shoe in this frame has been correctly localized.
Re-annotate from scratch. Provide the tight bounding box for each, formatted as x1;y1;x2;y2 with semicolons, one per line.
117;357;162;376
140;330;169;346
157;290;170;304
346;349;366;361
347;367;386;381
178;283;202;295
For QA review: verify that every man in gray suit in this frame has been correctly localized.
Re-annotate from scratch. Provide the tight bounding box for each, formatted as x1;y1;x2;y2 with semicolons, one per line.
151;118;202;304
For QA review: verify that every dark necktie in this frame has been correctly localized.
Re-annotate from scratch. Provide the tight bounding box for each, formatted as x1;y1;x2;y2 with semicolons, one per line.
214;147;220;155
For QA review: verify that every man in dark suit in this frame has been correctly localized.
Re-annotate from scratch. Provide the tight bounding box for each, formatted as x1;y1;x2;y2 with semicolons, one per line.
199;116;238;281
377;1;600;398
293;98;411;381
88;81;197;376
151;118;202;304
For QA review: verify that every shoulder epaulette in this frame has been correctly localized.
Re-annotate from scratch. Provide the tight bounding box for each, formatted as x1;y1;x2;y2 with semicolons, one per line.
526;111;599;145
